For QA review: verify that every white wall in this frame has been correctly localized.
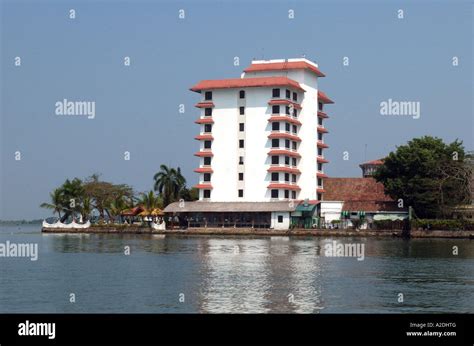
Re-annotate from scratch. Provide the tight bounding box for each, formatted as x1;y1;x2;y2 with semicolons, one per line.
320;201;343;222
271;212;290;230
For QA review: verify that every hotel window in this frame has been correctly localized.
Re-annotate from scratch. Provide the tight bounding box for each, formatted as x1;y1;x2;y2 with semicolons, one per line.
205;108;212;116
284;190;289;199
292;141;297;150
239;106;245;115
318;133;323;141
272;105;280;114
239;139;244;148
239;90;245;99
272;88;280;98
285;139;290;149
272;122;280;131
203;173;211;182
318;117;323;126
285;122;290;132
239;173;244;181
318;148;323;156
293;108;297;117
271;189;279;198
285;156;290;165
318;102;323;111
292;125;297;134
204;141;212;149
271;156;279;165
239;156;244;165
205;91;212;100
318;178;323;186
278;215;284;223
239;123;245;131
204;157;211;165
204;124;212;133
286;89;291;99
285;173;289;182
292;158;297;166
317;193;322;200
291;191;296;199
203;190;211;198
271;172;279;182
238;189;244;197
318;163;323;171
271;139;280;148
285;106;290;115
292;92;297;102
292;174;296;183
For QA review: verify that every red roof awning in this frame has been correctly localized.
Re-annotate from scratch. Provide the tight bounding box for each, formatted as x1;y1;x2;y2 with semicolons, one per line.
195;102;215;108
268;132;301;142
268;99;302;110
194;167;213;173
267;183;301;191
194;183;213;189
194;151;213;157
195;134;214;140
268;149;301;158
317;126;328;134
195;117;214;124
267;166;301;174
317;141;329;149
191;76;305;93
318;90;334;104
244;61;325;77
317;111;329;118
317;157;329;163
267;116;302;126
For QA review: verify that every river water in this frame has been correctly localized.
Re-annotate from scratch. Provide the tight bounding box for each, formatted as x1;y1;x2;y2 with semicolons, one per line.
0;225;473;313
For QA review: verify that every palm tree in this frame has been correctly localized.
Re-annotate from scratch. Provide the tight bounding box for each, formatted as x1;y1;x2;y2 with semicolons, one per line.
40;188;64;218
153;165;186;206
139;191;162;211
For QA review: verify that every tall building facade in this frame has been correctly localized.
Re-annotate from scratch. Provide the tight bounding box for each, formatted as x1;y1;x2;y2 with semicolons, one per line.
190;58;333;203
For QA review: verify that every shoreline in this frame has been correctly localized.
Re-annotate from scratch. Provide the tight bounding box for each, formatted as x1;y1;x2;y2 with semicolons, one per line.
41;227;474;239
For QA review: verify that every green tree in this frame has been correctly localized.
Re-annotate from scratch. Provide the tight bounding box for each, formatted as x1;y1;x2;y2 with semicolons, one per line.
40;188;65;218
139;190;162;210
374;136;471;218
153;165;186;206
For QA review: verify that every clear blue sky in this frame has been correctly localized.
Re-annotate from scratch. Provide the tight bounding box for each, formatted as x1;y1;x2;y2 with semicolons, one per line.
1;0;472;219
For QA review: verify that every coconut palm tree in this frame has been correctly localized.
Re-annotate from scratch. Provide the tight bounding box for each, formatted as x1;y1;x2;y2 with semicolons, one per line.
153;165;186;206
40;188;65;218
139;191;162;211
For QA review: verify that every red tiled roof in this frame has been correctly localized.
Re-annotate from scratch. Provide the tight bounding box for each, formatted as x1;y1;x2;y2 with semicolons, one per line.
318;90;334;104
195;134;213;140
360;159;384;166
268;99;302;110
194;167;213;173
268;132;301;142
243;61;325;77
191;77;305;92
195;102;215;108
323;177;405;212
194;184;213;189
267;166;301;174
267;116;302;126
195;118;214;124
267;183;301;191
267;149;301;158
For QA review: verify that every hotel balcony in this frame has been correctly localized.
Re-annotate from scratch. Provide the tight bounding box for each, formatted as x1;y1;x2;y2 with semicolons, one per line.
267;115;302;126
267;149;301;158
268;132;302;142
268;99;302;110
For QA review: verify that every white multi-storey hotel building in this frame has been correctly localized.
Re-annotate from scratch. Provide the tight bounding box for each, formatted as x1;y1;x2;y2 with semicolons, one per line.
165;58;333;230
191;58;333;203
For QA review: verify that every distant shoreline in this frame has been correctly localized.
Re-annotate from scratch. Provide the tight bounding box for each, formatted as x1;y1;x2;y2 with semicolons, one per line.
41;227;474;239
0;220;42;225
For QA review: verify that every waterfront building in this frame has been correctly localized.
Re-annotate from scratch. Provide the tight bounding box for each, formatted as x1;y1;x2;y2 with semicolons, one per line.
164;58;333;229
